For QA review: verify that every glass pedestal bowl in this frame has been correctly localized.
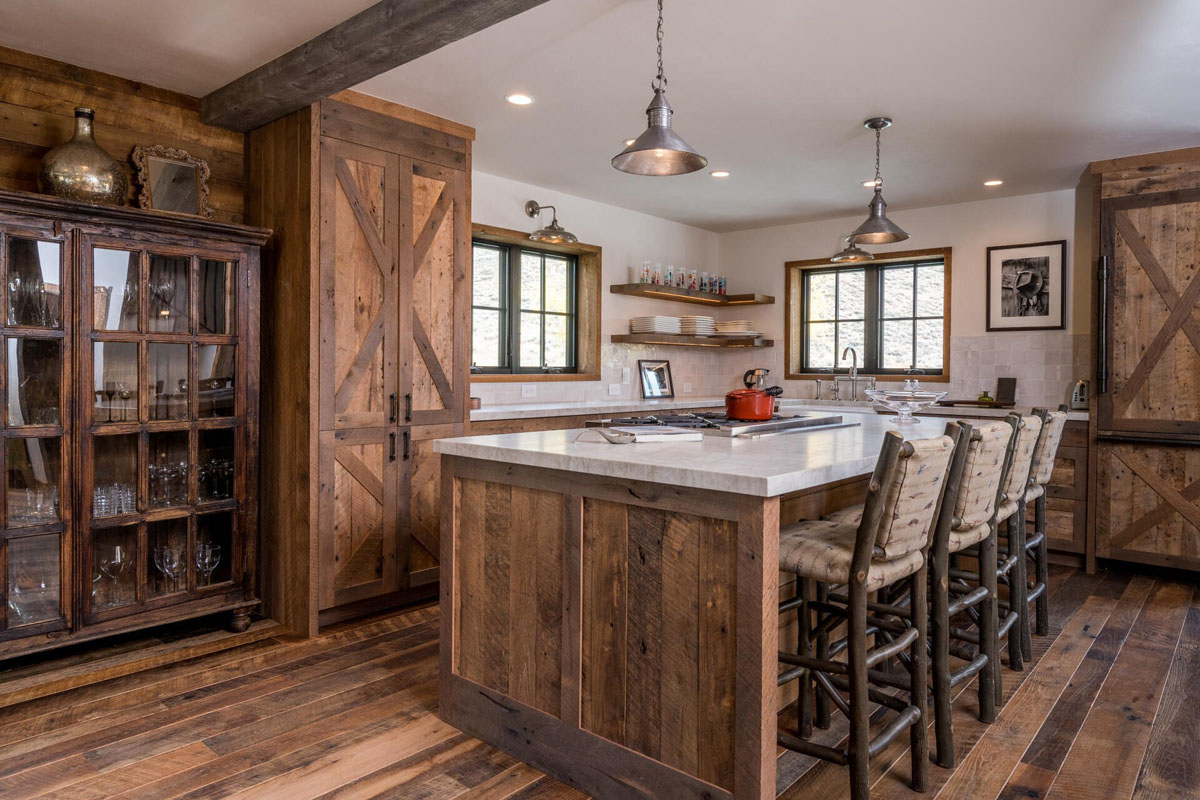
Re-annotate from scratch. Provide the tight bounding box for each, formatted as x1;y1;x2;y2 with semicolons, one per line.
865;388;949;424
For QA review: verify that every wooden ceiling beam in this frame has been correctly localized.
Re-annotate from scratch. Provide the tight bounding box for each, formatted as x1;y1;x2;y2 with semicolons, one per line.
201;0;551;132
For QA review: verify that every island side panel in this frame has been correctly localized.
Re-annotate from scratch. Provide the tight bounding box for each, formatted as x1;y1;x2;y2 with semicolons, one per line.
440;454;771;800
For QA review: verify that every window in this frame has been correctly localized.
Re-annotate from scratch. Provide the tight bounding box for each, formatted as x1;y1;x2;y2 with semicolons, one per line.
787;250;949;378
472;240;577;374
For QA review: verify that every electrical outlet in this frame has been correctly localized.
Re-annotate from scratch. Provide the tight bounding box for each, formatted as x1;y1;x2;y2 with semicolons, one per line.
683;382;694;394
621;367;631;385
521;384;537;398
608;384;621;396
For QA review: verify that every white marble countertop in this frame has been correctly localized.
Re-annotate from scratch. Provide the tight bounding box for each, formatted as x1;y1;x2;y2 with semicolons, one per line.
469;395;725;422
777;399;1089;423
437;409;952;498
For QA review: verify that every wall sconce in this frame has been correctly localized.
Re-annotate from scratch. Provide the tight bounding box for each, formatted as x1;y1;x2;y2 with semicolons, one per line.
525;200;577;244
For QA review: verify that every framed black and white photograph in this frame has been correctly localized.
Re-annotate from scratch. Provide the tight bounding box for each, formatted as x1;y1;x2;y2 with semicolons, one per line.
986;240;1066;331
638;359;674;399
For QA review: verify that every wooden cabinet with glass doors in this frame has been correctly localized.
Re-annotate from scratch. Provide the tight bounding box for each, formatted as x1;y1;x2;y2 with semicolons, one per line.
0;188;267;659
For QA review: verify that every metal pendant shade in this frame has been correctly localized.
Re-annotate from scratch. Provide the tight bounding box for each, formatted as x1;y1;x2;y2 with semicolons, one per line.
849;117;909;245
525;200;577;244
830;237;874;263
612;0;706;176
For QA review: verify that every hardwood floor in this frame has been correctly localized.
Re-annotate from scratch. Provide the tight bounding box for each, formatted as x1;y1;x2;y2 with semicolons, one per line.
0;565;1194;799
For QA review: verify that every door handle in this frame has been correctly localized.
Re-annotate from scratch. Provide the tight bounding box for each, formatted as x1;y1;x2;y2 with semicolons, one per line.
389;432;396;462
1097;254;1110;394
404;393;412;422
403;430;411;461
389;393;398;423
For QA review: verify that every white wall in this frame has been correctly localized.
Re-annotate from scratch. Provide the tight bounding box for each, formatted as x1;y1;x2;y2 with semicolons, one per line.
470;171;762;405
717;189;1089;407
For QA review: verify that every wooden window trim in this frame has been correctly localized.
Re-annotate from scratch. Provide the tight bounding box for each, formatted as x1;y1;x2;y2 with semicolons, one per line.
784;247;952;382
470;224;601;383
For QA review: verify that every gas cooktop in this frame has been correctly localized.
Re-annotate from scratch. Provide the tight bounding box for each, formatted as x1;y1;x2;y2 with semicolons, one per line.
588;410;855;438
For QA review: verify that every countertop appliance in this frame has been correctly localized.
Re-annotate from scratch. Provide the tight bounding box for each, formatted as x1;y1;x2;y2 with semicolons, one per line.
1070;379;1088;410
587;410;855;438
743;368;770;389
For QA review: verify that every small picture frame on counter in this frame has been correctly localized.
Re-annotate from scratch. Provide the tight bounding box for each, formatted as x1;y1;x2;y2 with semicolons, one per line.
638;359;674;399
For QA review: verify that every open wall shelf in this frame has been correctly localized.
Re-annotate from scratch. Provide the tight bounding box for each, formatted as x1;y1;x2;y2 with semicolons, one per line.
610;333;774;348
609;283;775;306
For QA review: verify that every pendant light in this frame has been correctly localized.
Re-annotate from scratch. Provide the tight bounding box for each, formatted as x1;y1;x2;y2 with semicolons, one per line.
849;117;909;244
830;236;874;263
525;200;577;244
611;0;707;176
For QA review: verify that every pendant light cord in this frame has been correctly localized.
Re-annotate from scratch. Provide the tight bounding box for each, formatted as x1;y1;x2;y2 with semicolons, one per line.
873;127;882;188
653;0;667;90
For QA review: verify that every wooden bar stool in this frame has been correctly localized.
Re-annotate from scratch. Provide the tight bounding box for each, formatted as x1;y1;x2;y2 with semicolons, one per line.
1019;406;1069;658
826;419;1016;768
777;428;956;800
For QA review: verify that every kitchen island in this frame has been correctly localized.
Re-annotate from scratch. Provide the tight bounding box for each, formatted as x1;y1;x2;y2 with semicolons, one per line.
434;412;941;800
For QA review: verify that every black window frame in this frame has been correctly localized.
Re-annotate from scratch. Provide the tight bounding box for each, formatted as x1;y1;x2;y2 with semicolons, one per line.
470;239;578;375
798;257;946;376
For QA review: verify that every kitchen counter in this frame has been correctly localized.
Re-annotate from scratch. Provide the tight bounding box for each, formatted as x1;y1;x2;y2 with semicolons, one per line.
778;398;1089;422
469;395;725;422
439;409;929;497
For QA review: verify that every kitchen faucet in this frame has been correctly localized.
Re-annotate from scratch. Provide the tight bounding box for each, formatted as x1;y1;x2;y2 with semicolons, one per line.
841;346;858;401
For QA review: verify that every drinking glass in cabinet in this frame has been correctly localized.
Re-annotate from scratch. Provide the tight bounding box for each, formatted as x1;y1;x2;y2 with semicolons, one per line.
199;259;234;335
92;434;137;517
93;342;138;422
148;517;188;596
6;437;61;527
91;526;136;610
149;254;190;333
149;430;189;508
148;343;189;420
6;338;61;426
92;248;139;331
198;345;235;417
197;511;233;585
7;534;60;626
199;428;234;501
6;238;62;328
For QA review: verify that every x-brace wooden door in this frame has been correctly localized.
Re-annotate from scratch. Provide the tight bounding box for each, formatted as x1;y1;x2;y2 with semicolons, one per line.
319;138;401;431
403;160;467;427
1098;188;1200;438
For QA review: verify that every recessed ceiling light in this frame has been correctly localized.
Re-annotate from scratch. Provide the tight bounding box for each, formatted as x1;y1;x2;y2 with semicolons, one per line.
710;170;731;178
623;138;636;147
862;179;880;188
505;93;533;106
983;179;1004;187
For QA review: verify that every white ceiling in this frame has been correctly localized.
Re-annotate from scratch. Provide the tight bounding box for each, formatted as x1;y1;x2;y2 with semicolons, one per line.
3;0;1199;232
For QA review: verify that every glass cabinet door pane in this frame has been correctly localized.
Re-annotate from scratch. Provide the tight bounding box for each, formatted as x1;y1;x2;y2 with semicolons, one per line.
91;525;137;611
198;345;235;418
7;238;62;328
7;339;61;426
148;518;188;597
199;259;234;335
149;255;189;333
199;429;234;502
196;511;232;586
149;431;189;508
7;534;60;626
148;343;189;420
93;249;139;331
93;434;137;517
94;342;138;423
6;438;61;527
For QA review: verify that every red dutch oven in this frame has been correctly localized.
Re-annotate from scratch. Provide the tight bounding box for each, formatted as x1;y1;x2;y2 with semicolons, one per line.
725;386;784;420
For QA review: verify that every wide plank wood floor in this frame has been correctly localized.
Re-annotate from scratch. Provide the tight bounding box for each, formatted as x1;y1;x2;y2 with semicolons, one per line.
0;565;1194;799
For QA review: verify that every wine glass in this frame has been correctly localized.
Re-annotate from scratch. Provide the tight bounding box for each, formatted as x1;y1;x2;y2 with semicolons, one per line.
104;382;117;422
154;545;184;593
116;382;130;421
196;543;221;587
98;544;132;605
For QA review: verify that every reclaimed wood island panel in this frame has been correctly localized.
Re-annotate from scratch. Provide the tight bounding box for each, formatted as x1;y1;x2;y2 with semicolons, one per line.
436;414;932;799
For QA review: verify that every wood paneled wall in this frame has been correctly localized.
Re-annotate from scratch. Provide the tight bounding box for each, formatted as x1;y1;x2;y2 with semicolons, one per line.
0;46;244;222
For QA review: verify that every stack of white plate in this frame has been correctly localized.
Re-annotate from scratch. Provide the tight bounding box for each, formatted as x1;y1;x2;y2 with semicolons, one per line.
679;315;716;335
713;320;762;338
630;316;681;334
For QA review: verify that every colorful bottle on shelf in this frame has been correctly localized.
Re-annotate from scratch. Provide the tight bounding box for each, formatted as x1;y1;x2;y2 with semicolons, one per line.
652;263;663;285
665;264;674;286
640;261;651;283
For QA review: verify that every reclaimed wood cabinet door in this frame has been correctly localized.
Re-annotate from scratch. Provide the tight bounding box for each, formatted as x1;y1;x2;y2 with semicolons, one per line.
319;137;401;431
1098;189;1200;437
404;160;467;427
